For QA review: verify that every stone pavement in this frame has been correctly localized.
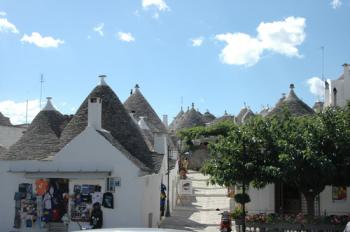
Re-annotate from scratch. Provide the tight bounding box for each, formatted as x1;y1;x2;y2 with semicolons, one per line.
160;171;232;232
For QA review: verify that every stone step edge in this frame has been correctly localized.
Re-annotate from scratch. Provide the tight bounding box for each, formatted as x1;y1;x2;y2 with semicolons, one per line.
178;193;228;197
173;206;230;212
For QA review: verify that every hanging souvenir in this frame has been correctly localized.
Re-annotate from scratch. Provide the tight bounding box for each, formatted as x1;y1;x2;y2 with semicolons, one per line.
102;192;114;209
35;179;48;196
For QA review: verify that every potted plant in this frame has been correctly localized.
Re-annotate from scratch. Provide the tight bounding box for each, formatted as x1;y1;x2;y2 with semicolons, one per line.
231;207;245;226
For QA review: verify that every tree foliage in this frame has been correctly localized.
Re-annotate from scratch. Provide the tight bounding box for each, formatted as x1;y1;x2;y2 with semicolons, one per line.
178;105;350;218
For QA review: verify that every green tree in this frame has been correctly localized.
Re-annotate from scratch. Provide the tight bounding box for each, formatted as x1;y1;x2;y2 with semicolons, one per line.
273;113;332;217
320;105;350;187
201;117;278;231
273;106;350;217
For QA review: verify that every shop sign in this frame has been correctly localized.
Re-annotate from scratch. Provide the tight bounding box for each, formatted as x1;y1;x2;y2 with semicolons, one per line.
106;177;121;192
178;179;192;195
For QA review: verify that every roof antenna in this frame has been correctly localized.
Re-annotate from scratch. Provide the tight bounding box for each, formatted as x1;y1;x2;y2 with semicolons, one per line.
321;46;325;81
40;74;44;109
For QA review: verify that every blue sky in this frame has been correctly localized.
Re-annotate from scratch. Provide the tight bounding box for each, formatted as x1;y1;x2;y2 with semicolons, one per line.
0;0;350;124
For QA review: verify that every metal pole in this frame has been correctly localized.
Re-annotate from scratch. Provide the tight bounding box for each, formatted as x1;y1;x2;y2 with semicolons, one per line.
242;141;246;232
40;74;44;109
165;146;171;217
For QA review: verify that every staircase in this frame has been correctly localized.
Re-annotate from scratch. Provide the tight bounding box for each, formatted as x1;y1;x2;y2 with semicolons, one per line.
161;171;231;232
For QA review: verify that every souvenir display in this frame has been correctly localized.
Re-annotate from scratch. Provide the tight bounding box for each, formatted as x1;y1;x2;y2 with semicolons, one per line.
37;179;69;224
70;184;102;222
13;183;37;229
102;192;114;209
13;179;103;227
74;185;81;194
35;179;49;196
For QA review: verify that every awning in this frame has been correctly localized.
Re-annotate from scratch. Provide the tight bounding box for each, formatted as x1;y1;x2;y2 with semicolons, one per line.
23;171;110;179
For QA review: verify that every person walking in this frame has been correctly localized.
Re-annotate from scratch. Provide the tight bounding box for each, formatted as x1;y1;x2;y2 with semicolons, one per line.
182;158;189;172
160;188;167;218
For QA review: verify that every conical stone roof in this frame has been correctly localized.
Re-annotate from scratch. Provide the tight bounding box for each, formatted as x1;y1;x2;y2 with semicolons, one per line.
124;85;167;133
267;84;315;117
173;104;205;131
259;107;270;117
0;145;7;159
169;107;184;132
3;99;65;160
242;108;255;123
0;112;12;126
202;110;216;124
58;82;156;171
235;107;248;124
210;111;235;125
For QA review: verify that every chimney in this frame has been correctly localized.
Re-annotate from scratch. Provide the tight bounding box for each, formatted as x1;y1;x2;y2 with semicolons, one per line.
343;63;350;79
88;97;102;130
99;75;107;86
162;114;168;128
154;132;167;155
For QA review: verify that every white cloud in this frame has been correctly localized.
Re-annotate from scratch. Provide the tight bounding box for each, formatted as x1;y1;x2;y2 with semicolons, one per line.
20;32;64;48
331;0;342;9
215;33;263;66
257;16;306;57
0;11;7;17
215;17;306;66
93;23;104;36
307;77;325;99
0;99;40;125
191;37;204;47
117;32;135;42
142;0;169;11
0;17;19;34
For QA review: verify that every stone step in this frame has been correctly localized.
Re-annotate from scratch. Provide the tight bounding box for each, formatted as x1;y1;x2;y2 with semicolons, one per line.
174;206;230;212
187;193;228;197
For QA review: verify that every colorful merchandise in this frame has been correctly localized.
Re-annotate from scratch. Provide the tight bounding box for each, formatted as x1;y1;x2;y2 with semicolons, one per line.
35;179;48;196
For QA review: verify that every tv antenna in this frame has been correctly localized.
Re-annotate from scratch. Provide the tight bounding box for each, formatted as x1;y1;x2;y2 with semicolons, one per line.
39;74;44;109
321;46;325;81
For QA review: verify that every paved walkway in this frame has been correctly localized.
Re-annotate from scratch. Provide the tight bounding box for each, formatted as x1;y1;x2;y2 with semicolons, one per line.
160;171;232;232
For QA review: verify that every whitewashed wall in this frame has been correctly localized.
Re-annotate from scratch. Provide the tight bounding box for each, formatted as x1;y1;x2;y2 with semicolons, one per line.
0;126;163;231
319;186;350;215
246;184;275;214
0;161;35;232
330;79;346;107
0;125;26;148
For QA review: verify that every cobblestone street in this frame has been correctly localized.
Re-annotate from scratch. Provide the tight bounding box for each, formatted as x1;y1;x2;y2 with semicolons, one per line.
160;171;232;232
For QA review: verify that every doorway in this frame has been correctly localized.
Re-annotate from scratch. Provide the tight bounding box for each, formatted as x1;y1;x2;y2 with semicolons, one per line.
275;183;301;214
41;178;69;223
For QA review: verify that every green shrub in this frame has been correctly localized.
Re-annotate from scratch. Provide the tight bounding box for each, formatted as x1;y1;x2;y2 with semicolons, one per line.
234;193;251;204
